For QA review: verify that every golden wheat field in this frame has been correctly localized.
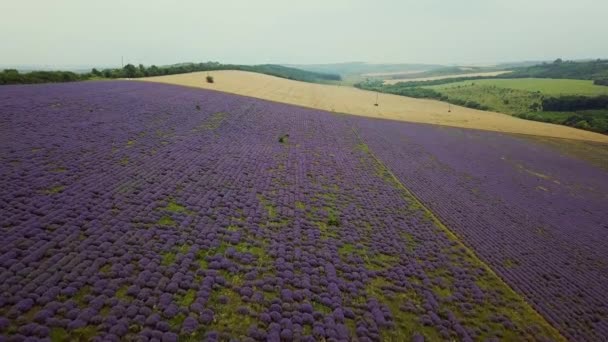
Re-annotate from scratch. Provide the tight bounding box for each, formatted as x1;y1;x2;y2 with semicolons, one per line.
383;70;512;84
140;70;608;143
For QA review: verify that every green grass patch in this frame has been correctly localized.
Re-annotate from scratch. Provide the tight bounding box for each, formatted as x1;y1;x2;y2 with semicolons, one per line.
115;285;131;300
401;232;418;252
44;185;65;194
100;306;111;317
23;305;42;321
431;78;608;96
256;194;278;219
50;327;70;342
266;204;277;218
302;324;313;336
177;244;191;253
157;216;176;226
162;252;177;266
196;242;230;269
432;285;452;298
365;277;440;340
365;252;400;271
234;242;266;258
158;198;194;215
49;326;98;341
316;221;338;239
208;287;256;338
176;289;196;307
295;201;305;210
355;142;370;154
169;313;186;330
73;286;91;307
166;200;187;213
312;300;332;314
338;243;366;258
325;207;341;227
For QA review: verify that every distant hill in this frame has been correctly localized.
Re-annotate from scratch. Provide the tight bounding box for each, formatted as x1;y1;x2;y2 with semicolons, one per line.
149;62;342;83
504;59;608;81
381;66;509;81
283;62;443;76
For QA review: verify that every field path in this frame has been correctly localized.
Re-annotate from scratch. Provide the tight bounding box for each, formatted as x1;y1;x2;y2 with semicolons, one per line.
140;70;608;143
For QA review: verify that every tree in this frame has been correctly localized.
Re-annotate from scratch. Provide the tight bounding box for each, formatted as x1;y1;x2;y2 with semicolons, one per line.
1;69;21;84
123;64;137;78
148;65;160;76
91;68;102;77
138;64;146;77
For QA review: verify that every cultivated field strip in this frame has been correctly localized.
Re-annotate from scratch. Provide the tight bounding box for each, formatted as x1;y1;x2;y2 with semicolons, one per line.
354;120;608;341
383;71;512;84
0;81;564;341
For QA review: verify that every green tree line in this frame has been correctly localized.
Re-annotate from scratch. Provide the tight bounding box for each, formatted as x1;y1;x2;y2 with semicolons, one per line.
0;69;83;85
504;58;608;81
1;62;341;86
542;95;608;111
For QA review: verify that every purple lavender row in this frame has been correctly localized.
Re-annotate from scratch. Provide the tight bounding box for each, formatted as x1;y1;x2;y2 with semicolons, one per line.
0;81;560;341
354;118;608;341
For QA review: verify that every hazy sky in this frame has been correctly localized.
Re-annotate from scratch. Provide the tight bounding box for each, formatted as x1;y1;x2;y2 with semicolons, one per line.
2;0;607;67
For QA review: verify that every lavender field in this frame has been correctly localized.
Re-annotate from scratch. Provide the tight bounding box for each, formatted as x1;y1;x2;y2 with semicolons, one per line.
0;81;606;341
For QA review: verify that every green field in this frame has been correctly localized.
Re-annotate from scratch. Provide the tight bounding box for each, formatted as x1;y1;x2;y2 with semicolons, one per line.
423;83;543;115
427;78;608;96
410;77;608;133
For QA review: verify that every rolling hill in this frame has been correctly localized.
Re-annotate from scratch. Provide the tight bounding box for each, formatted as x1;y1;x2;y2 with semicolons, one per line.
140;70;608;143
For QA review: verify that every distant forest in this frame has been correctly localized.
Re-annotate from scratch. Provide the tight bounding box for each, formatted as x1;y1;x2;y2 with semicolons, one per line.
355;60;608;134
379;59;608;89
0;63;341;85
504;58;608;81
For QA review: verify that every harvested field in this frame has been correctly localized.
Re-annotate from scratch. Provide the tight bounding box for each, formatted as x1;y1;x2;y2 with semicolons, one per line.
383;70;512;84
141;71;608;143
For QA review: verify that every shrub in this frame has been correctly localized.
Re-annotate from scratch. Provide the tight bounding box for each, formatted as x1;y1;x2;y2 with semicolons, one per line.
574;120;591;130
206;75;214;83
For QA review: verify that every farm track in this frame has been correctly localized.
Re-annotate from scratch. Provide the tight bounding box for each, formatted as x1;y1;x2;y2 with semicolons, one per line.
140;70;608;143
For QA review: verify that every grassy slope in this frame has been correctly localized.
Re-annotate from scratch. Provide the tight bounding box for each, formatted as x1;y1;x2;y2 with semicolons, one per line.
428;78;608;96
425;83;543;115
423;79;608;133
